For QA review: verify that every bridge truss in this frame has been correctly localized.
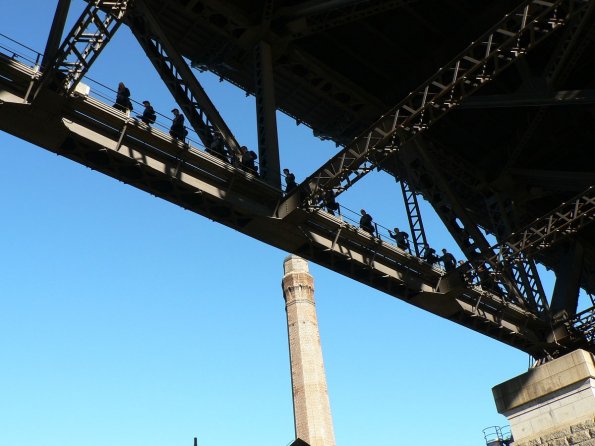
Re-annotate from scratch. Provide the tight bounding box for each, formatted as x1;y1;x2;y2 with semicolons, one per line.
0;0;594;360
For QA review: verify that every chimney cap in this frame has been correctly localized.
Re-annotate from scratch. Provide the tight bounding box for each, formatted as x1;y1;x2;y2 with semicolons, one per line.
283;255;309;273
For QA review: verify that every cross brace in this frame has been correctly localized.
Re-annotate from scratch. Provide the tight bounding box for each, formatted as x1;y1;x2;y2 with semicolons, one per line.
38;0;130;96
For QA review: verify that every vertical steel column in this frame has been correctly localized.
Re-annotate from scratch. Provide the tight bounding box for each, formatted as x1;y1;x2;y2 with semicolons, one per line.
254;41;281;188
550;240;584;319
41;0;72;70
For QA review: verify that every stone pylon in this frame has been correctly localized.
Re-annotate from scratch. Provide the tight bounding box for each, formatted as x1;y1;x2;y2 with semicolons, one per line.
282;255;336;446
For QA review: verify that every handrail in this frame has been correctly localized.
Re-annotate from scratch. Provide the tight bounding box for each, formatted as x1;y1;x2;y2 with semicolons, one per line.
0;32;42;67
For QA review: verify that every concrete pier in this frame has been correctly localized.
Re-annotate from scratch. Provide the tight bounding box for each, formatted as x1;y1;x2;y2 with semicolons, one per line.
492;349;595;446
282;255;336;446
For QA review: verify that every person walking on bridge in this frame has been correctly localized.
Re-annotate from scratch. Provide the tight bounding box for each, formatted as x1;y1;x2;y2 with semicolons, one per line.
440;248;457;272
389;227;410;252
169;108;188;141
283;168;297;194
359;209;375;237
138;100;156;126
113;82;133;114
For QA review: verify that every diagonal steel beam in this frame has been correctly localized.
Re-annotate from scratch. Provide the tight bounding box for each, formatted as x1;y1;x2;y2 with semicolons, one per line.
459;186;595;311
41;0;72;71
499;186;595;261
484;195;549;315
399;178;428;257
279;0;589;211
400;138;543;312
37;0;130;97
127;0;241;156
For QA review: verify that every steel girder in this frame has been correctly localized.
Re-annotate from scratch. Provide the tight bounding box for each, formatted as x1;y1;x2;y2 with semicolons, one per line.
504;0;595;169
397;138;548;313
493;186;595;262
41;0;72;71
405;138;549;315
399;179;428;257
570;304;595;345
457;185;595;325
281;0;590;210
275;0;421;40
38;0;130;96
459;89;595;108
484;196;549;315
127;1;241;157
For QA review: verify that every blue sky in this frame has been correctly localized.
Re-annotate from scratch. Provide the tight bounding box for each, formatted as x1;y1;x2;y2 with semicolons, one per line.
0;2;565;446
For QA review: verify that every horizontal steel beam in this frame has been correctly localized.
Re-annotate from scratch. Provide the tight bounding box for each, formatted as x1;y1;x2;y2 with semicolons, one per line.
459;89;595;109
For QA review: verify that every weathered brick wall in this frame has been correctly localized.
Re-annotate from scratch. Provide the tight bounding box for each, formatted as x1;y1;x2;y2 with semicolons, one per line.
513;417;595;446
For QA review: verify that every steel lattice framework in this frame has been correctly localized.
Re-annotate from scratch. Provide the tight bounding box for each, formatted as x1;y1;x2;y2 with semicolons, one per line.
38;0;131;95
284;0;589;206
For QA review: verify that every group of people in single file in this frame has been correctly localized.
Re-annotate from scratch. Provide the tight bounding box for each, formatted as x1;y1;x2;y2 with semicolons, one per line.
113;82;459;273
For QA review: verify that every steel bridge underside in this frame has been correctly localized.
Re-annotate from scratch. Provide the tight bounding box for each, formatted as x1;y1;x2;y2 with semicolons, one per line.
0;55;561;358
150;0;595;294
1;0;595;359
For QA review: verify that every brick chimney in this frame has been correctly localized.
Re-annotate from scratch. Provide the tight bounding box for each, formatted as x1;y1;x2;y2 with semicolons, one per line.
282;255;336;446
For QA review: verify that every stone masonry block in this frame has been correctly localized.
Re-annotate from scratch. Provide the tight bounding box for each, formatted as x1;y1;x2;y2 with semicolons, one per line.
542;429;572;442
571;420;595;433
546;439;568;446
569;431;591;444
573;439;595;446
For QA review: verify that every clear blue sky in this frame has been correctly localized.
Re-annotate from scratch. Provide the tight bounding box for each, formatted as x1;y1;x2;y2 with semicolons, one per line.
0;2;568;446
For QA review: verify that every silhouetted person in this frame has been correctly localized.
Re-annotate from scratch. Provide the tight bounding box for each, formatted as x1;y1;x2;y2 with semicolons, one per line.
113;82;132;113
457;260;473;284
206;130;228;162
440;248;457;272
323;190;339;216
283;168;297;194
422;245;439;264
170;108;187;141
138;100;156;125
389;227;410;252
240;146;258;175
359;209;375;236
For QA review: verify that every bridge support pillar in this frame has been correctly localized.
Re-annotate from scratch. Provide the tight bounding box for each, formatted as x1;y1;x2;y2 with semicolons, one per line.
492;349;595;446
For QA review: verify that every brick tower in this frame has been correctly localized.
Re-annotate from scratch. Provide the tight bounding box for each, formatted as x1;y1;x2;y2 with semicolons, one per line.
282;255;336;446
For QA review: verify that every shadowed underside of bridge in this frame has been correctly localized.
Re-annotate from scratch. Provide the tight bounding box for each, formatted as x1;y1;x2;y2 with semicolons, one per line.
1;0;594;360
